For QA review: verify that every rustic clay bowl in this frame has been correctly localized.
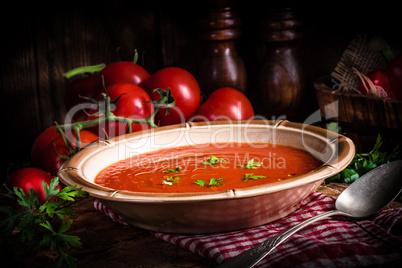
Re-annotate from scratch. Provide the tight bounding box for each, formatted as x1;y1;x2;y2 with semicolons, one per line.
58;120;355;234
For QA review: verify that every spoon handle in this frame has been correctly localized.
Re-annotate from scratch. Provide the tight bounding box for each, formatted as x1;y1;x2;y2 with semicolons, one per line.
216;210;348;268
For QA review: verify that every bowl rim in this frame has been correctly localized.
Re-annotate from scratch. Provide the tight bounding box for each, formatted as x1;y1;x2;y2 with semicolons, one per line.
58;119;355;203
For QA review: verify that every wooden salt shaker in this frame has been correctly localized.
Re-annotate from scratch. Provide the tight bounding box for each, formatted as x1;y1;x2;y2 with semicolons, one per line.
258;7;305;117
198;5;247;96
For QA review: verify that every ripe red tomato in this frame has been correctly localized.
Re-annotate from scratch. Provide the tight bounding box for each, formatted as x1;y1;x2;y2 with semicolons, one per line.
194;87;254;121
87;83;154;139
95;61;151;93
42;130;99;176
65;75;98;109
31;126;63;168
145;67;201;126
8;167;62;204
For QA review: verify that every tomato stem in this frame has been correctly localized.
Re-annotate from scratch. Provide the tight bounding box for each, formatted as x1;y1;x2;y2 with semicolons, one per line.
133;49;139;64
75;127;81;150
55;86;175;147
64;63;106;79
55;122;76;155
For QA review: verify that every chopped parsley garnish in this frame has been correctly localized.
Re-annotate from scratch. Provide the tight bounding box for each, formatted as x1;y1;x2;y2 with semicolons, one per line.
238;159;262;169
164;166;181;173
162;176;181;185
241;173;266;181
201;155;226;165
194;178;225;187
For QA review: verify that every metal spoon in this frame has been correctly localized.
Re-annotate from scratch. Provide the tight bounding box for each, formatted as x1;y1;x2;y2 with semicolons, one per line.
217;160;402;268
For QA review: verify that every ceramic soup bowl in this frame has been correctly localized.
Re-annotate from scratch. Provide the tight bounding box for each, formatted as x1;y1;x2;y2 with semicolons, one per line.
58;120;355;234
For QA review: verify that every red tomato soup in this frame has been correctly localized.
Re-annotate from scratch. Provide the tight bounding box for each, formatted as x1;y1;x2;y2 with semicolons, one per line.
95;142;323;193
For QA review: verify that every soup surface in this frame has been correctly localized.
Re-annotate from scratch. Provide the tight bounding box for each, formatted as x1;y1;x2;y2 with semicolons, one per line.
95;142;322;193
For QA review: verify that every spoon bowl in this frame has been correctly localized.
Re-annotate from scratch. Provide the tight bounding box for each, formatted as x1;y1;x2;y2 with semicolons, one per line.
217;160;402;268
335;160;402;218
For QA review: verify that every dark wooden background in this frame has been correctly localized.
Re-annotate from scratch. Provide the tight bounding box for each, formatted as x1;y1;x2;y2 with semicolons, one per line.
1;0;401;176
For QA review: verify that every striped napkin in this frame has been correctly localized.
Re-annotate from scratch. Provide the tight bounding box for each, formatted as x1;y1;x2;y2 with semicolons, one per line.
94;192;402;267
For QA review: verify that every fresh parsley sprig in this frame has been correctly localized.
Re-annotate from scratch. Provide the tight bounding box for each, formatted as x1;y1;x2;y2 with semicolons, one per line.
0;177;86;267
162;176;181;185
326;134;400;184
201;155;226;165
194;178;225;187
163;166;181;173
241;173;266;181
238;159;262;169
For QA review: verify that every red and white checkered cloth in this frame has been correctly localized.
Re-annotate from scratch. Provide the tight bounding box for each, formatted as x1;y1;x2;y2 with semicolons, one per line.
94;192;402;267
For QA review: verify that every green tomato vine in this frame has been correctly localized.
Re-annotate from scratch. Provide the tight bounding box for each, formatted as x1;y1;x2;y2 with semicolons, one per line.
56;86;176;153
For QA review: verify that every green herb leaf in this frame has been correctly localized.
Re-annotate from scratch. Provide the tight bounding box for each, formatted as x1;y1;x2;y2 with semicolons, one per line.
44;177;61;199
57;185;85;201
39;220;56;233
39;220;82;251
0;207;22;235
326;134;400;184
208;178;225;186
164;166;181;173
162;176;181;185
327;122;343;134
194;178;224;187
201;155;226;165
241;173;266;181
238;159;262;169
0;177;85;267
14;187;34;208
55;250;78;268
194;179;206;186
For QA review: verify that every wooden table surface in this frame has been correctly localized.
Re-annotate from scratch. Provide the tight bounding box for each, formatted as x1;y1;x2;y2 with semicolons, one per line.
21;183;402;267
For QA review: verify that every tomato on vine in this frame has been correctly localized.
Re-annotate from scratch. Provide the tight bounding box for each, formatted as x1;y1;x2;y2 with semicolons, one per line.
194;87;254;121
145;67;201;126
64;53;151;111
42;130;99;176
31;126;64;168
87;83;154;139
95;61;151;93
65;75;98;109
64;63;106;109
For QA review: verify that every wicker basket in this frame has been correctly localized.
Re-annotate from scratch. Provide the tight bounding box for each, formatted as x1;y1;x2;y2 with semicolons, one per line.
314;76;402;152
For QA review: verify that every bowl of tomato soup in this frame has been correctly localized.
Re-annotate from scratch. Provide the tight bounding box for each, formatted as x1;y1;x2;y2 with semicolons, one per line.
59;120;355;234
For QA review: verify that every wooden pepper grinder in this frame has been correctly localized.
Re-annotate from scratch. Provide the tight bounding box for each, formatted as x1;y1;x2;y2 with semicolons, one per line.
258;7;305;117
198;4;247;96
